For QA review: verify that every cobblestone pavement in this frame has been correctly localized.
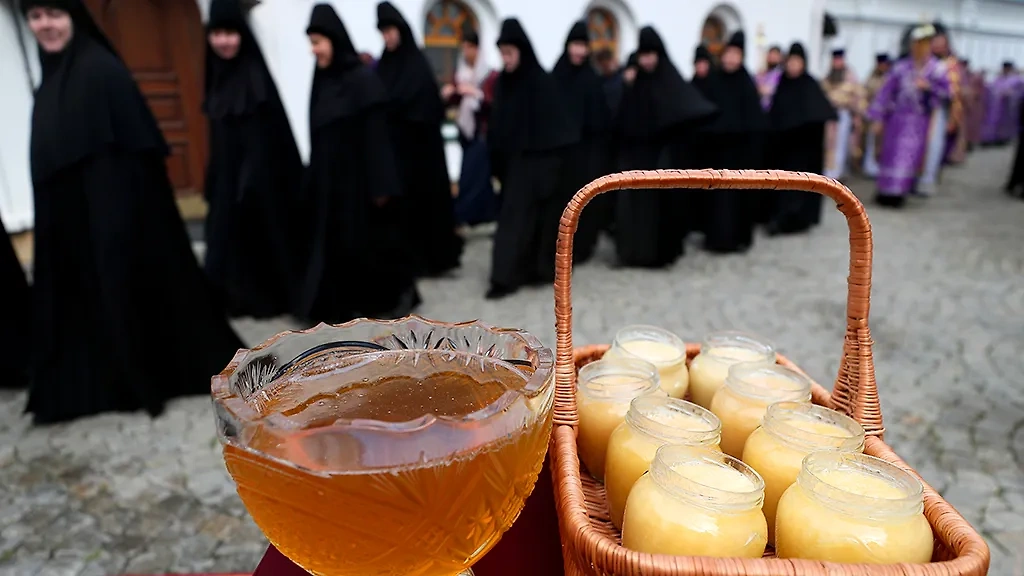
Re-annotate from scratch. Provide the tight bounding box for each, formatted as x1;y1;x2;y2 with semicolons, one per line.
2;148;1023;576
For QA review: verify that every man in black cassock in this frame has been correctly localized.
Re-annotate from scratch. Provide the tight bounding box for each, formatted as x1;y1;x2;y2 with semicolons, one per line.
300;4;420;322
487;18;579;299
376;2;463;277
614;26;716;268
22;0;242;424
765;42;837;234
697;31;767;253
203;0;304;319
552;20;613;264
1;221;29;390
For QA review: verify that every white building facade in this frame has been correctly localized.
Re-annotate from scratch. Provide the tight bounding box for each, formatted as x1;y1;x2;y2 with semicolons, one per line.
2;0;1023;233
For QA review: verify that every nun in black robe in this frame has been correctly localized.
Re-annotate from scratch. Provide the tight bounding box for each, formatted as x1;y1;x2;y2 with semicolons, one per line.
203;0;303;319
614;26;717;268
552;20;613;264
698;31;767;253
487;18;579;299
376;2;463;276
691;45;714;97
1;221;29;389
22;0;242;424
765;42;837;235
300;4;420;323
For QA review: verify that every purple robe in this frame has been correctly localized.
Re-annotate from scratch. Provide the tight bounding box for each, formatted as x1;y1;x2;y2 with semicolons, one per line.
866;56;950;197
965;71;986;147
983;74;1024;144
757;67;781;110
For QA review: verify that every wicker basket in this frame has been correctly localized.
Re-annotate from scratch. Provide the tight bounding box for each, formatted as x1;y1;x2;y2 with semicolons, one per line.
549;170;990;575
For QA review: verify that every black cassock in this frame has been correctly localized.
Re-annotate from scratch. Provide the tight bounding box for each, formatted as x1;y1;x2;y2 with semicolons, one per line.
24;1;242;424
487;19;579;297
1;219;29;389
614;27;716;268
698;64;768;253
552;21;613;264
1004;96;1024;198
765;43;836;235
203;0;303;318
299;4;419;323
376;2;463;277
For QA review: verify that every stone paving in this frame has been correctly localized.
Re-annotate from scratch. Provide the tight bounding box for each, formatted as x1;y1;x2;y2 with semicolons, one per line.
2;148;1023;576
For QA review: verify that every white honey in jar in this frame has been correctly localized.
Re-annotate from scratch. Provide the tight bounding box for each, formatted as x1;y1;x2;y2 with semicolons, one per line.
710;363;812;458
775;452;934;564
576;358;662;482
688;331;775;409
603;326;689;399
621;445;768;558
741;402;865;543
604;396;721;529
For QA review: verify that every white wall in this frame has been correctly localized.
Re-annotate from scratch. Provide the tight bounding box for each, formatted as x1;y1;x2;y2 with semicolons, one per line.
0;1;35;232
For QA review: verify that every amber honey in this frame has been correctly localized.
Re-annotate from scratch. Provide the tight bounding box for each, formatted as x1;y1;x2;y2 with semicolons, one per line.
222;350;552;576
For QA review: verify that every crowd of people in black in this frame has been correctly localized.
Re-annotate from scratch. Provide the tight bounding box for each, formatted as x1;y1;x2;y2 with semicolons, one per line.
3;0;841;424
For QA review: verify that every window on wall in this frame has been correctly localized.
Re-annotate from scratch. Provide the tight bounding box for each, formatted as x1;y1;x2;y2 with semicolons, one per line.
423;0;477;84
587;8;618;59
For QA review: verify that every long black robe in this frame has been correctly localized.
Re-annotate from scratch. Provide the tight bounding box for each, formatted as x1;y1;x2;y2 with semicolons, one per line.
615;27;717;268
552;21;613;264
24;0;242;424
1;220;29;389
1004;95;1024;197
376;2;463;277
699;66;768;253
203;0;303;318
488;19;579;295
765;48;837;234
300;4;419;323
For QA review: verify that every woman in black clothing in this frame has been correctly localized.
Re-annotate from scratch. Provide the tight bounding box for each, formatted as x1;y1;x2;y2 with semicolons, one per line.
22;0;242;424
487;18;579;299
765;42;837;234
614;26;717;267
203;0;303;318
1;221;29;389
299;4;420;322
376;2;463;276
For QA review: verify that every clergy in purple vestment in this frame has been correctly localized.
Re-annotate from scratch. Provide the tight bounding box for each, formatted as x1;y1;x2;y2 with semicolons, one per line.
963;62;986;149
866;24;950;207
756;45;783;110
983;62;1023;146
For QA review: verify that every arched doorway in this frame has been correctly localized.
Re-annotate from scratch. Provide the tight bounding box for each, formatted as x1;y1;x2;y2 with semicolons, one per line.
700;3;743;63
84;0;207;199
422;0;478;84
587;7;618;59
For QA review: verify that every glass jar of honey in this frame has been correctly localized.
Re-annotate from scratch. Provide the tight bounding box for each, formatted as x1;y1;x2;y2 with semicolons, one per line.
621;445;768;558
603;325;689;399
576;358;662;482
710;363;812;458
741;402;865;543
775;452;934;564
688;331;775;409
604;396;721;529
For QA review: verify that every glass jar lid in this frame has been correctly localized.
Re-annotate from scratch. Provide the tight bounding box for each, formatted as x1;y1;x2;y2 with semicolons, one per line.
577;358;661;401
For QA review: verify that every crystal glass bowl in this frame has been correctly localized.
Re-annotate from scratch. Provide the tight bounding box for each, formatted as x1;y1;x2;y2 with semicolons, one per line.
211;316;555;576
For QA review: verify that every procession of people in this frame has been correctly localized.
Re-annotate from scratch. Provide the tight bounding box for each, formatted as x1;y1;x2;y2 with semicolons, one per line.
5;0;1023;424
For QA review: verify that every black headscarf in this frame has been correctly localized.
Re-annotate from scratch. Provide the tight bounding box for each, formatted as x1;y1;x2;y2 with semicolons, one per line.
692;45;713;97
694;44;711;65
490;18;579;154
26;0;167;183
702;32;766;134
552;20;608;137
375;1;445;123
768;42;836;132
307;3;387;130
619;26;716;141
204;0;272;119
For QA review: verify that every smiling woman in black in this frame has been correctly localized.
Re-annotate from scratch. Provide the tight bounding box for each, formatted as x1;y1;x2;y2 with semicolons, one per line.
203;0;303;318
22;0;242;424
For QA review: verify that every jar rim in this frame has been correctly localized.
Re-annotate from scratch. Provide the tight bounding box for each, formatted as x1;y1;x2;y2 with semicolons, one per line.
625;396;721;445
701;330;775;361
650;445;765;512
611;325;687;365
797;452;925;519
577;358;661;400
762;402;865;453
724;363;813;403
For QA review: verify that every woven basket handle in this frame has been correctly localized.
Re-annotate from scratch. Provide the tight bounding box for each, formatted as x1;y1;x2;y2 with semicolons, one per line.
552;170;884;438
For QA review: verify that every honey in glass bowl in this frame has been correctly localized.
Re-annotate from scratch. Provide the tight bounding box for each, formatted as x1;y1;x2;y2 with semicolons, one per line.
603;325;689;398
211;317;555;576
688;331;775;409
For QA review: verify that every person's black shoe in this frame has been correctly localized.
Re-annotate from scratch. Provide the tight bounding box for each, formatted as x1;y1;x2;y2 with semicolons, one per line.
875;193;905;208
485;283;517;300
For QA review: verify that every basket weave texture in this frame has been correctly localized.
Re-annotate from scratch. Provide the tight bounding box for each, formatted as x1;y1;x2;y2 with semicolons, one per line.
549;170;990;575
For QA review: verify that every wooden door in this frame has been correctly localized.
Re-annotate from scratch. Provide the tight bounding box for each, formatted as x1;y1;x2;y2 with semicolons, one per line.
83;0;207;198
